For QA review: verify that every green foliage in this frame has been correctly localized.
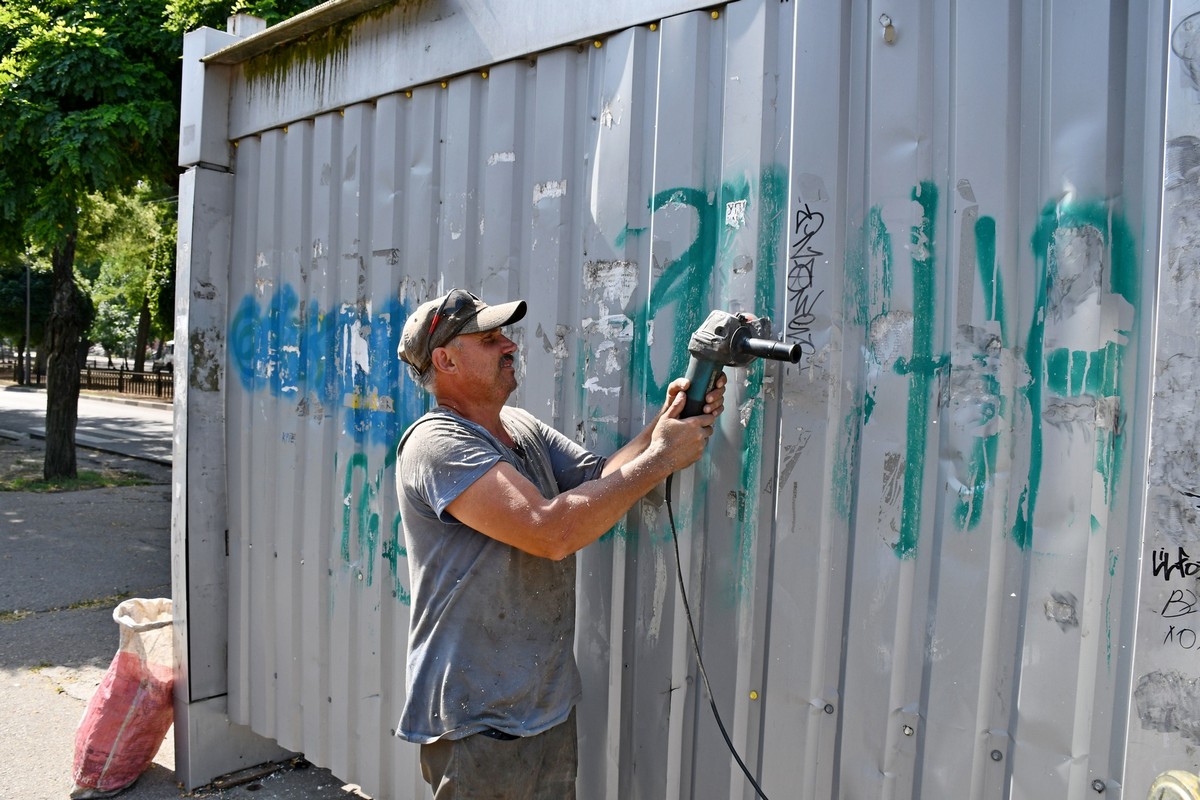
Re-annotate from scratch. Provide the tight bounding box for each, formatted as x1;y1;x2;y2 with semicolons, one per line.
164;0;327;36
1;0;327;257
0;258;52;346
80;184;176;353
0;0;181;254
0;0;323;475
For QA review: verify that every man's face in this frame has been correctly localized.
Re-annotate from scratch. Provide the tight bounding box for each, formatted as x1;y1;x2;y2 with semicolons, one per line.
447;328;518;399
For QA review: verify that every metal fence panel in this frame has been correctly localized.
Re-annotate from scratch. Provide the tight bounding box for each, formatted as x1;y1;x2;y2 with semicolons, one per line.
176;0;1179;797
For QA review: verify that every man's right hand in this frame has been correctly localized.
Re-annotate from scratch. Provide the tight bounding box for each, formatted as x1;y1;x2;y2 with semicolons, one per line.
647;386;720;474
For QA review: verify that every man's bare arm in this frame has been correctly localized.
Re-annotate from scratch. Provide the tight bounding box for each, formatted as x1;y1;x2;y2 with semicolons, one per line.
447;390;719;560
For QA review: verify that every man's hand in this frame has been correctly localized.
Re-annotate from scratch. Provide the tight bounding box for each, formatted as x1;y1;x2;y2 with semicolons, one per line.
647;373;727;473
663;372;727;418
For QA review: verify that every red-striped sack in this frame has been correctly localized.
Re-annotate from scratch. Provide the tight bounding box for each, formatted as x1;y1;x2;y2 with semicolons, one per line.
71;598;174;799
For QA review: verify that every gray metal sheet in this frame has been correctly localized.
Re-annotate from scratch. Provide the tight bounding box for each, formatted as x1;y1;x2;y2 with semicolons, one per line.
1129;0;1200;796
175;0;1181;797
216;0;725;140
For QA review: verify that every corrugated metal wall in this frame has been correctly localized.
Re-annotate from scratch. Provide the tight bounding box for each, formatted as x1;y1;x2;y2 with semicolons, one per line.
1133;0;1200;794
175;0;1186;797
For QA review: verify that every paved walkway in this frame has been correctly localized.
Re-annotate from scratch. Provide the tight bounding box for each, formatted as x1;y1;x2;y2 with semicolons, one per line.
0;411;368;799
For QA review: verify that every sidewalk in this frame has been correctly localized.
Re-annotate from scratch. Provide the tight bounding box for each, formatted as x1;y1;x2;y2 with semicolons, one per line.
0;415;367;798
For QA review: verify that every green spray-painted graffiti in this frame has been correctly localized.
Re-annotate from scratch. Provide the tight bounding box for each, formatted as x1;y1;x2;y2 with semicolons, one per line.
891;183;944;559
1010;200;1136;549
955;216;1007;531
842;187;1137;557
340;448;408;603
845;182;947;559
617;169;787;593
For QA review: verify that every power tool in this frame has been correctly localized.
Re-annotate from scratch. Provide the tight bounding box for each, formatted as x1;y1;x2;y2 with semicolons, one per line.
681;310;801;417
668;310;799;800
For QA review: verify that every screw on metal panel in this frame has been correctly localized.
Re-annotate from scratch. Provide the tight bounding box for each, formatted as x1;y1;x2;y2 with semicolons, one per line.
749;690;759;700
593;40;602;48
824;704;835;714
357;571;364;581
481;71;488;79
990;750;1003;762
650;22;658;31
711;10;719;19
1092;779;1106;793
879;13;896;44
902;724;914;736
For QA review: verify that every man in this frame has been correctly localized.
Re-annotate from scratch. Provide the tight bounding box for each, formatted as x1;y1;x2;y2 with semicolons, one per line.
394;288;726;799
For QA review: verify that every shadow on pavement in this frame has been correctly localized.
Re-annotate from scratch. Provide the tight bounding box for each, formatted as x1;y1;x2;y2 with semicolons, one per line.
0;432;367;799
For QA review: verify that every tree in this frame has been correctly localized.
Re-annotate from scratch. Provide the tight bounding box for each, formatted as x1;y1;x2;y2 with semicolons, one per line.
0;257;53;380
0;0;323;479
80;185;176;371
0;0;178;478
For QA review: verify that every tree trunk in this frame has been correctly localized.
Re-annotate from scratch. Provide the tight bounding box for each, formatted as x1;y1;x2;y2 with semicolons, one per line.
17;334;27;386
134;294;151;372
43;234;83;480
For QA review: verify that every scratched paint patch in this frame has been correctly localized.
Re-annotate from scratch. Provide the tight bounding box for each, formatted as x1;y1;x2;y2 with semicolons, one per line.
726;199;747;229
1135;670;1200;744
583;259;639;308
1044;591;1079;630
868;311;914;368
1149;167;1200;548
533;179;567;205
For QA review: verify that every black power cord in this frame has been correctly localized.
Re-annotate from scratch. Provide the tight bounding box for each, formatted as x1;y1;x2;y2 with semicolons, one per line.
664;473;771;800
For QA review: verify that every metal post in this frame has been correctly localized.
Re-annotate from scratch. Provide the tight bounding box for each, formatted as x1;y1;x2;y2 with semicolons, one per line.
24;261;31;385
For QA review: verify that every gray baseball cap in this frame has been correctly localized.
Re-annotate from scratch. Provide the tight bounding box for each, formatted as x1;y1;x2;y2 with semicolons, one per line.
398;288;526;375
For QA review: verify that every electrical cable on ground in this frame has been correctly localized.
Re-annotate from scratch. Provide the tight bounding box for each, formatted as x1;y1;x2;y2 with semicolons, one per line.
664;473;771;800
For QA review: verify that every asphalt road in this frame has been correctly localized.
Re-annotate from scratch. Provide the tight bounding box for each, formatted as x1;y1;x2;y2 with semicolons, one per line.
0;384;173;465
0;386;369;799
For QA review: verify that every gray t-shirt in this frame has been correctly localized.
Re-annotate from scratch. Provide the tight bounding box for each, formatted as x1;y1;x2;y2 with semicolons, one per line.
395;405;606;743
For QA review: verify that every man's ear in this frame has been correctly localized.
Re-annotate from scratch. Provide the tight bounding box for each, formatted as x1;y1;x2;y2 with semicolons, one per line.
430;345;456;375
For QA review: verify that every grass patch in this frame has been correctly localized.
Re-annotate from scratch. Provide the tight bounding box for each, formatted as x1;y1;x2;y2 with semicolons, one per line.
0;592;133;623
0;609;33;622
67;592;131;611
0;468;152;492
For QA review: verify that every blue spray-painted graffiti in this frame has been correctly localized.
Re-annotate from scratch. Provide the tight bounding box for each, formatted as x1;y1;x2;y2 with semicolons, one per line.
229;288;425;446
230;288;426;603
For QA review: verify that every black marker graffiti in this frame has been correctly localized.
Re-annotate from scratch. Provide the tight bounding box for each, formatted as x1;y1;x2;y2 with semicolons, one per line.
788;203;825;357
1152;546;1200;581
1163;588;1200;619
1164;625;1200;650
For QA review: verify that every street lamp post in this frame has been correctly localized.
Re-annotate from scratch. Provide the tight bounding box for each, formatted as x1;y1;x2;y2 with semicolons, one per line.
24;260;31;384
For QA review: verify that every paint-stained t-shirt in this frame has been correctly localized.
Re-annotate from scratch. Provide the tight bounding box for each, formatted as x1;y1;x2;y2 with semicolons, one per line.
394;405;606;743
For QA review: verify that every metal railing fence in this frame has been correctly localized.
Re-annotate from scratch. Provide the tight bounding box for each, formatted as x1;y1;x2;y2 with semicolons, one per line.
5;361;173;402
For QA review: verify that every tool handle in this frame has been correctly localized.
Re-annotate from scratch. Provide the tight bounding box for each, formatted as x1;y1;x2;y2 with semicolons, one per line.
682;356;722;418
